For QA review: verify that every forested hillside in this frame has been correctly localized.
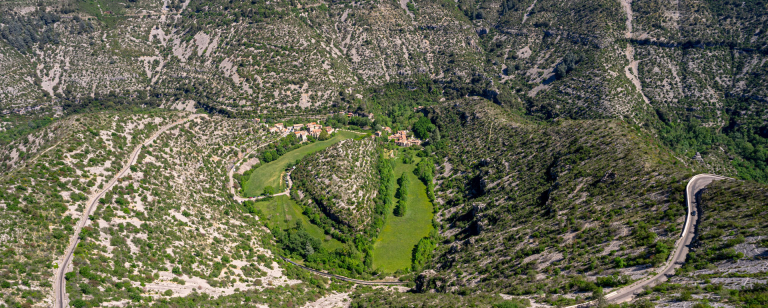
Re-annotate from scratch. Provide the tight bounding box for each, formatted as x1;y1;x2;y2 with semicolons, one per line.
416;99;698;302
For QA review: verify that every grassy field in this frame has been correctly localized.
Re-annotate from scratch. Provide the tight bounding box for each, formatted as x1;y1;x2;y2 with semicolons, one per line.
373;156;434;273
244;131;357;197
252;195;343;251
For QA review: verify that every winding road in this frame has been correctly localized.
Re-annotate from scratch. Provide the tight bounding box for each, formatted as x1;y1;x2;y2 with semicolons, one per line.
53;114;203;308
567;174;732;307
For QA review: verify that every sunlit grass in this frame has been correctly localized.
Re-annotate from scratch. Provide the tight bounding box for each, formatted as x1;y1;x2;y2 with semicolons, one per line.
373;156;434;273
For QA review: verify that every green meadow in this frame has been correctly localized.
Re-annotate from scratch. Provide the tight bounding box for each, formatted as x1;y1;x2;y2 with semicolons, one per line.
373;156;434;273
251;195;343;251
243;131;357;197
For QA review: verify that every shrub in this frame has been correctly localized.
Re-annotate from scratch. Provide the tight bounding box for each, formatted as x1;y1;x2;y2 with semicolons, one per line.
679;290;692;301
394;199;407;217
71;299;87;308
596;274;630;287
413;117;435;140
555;51;583;79
494;298;530;308
411;238;434;271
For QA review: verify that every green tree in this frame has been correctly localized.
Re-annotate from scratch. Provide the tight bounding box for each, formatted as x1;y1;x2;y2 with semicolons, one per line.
71;299;87;308
394;173;410;216
318;129;330;141
431;126;441;141
614;257;626;268
412;116;435;139
394;199;407;217
263;186;275;195
411;238;434;271
494;299;529;308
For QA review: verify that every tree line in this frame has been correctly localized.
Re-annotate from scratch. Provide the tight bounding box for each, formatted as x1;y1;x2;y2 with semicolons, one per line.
394;173;410;217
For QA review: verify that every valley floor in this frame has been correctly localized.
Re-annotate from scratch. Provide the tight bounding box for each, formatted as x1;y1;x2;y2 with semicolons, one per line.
373;155;435;273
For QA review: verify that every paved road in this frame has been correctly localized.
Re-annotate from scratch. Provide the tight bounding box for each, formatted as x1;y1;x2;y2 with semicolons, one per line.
590;174;732;305
53;114;203;308
278;256;407;286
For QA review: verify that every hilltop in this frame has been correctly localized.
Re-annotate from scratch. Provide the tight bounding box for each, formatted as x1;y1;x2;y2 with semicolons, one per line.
292;137;380;234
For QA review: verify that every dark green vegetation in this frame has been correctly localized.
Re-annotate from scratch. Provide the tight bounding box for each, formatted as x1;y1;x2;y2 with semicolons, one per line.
411;238;436;272
393;173;410;217
342;77;443;136
0;115;53;147
415;157;436;202
412;116;437;140
0;9;61;53
251;196;373;278
272;221;368;278
417;99;695;296
242;195;342;252
653;97;768;183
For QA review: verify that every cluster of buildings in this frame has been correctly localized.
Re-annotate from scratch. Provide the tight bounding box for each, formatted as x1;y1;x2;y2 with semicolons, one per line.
268;122;335;142
339;111;375;121
387;129;422;147
373;127;421;147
